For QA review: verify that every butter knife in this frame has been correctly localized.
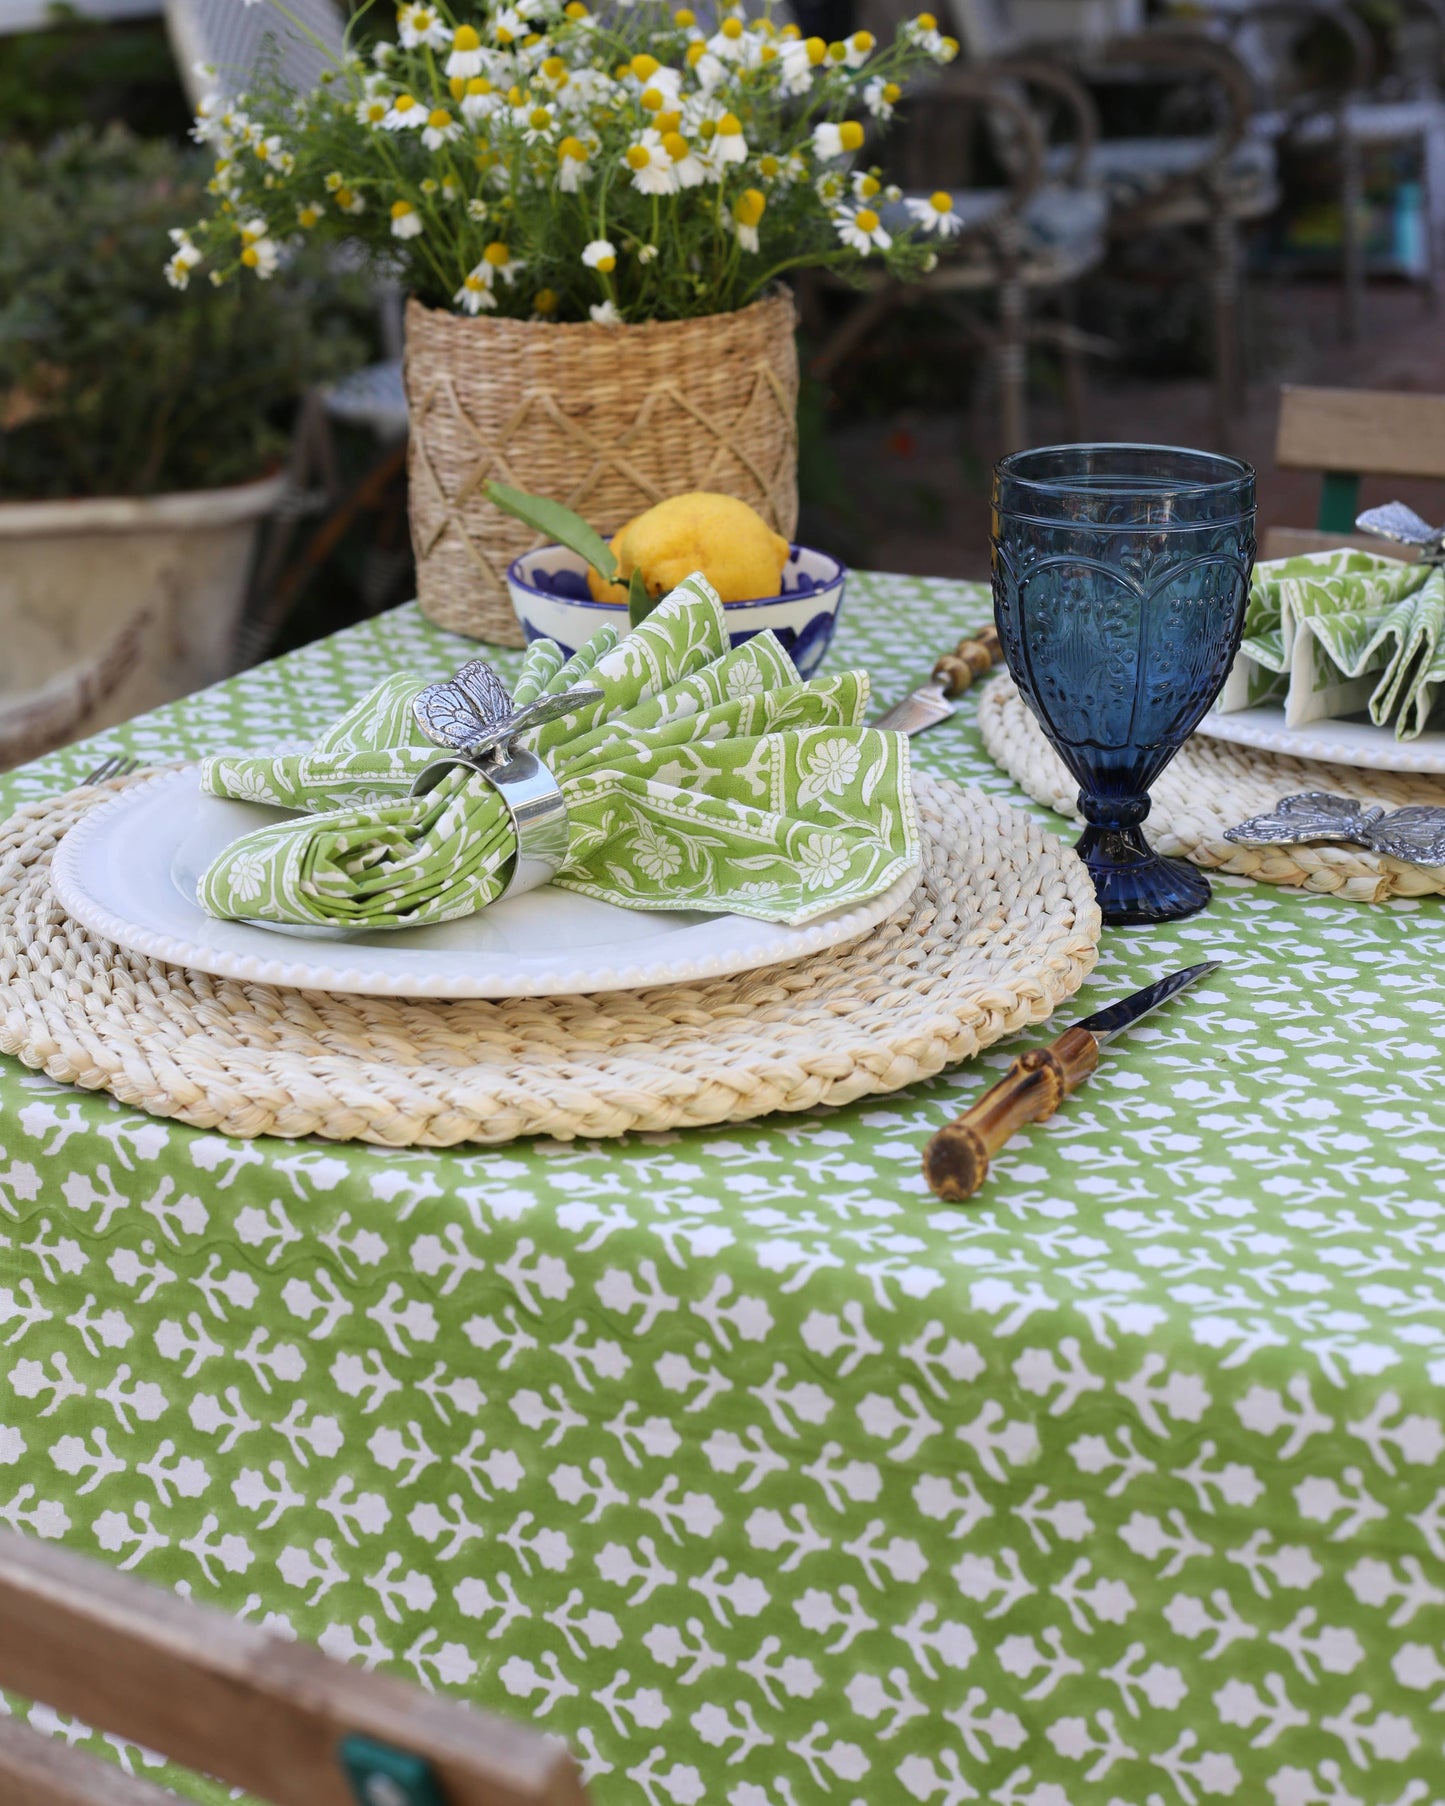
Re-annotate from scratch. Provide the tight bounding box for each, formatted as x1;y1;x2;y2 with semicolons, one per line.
923;960;1222;1200
872;624;1003;735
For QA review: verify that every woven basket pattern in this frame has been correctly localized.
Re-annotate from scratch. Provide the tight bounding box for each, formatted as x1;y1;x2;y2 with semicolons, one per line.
404;291;801;646
1;773;1098;1147
979;673;1445;903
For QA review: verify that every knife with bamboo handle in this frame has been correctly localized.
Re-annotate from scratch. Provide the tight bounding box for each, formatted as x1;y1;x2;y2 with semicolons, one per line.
872;624;1003;735
923;960;1222;1201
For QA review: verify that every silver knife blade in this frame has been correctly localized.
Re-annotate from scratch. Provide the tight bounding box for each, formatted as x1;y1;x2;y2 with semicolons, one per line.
1074;960;1222;1046
872;678;955;736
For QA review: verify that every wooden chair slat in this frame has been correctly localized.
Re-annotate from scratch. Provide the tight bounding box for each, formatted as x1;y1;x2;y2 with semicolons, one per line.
1262;526;1417;561
1276;385;1445;481
0;1533;587;1806
0;1716;175;1806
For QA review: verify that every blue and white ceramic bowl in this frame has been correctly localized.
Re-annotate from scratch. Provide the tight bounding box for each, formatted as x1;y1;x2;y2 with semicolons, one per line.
506;543;848;679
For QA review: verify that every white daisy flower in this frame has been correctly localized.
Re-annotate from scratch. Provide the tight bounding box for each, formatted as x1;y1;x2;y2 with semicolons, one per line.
582;238;617;272
355;94;389;127
662;130;707;188
455;269;498;314
383;92;425;130
835;205;890;253
777;35;823;95
623;130;678;196
461;78;501;124
863;76;901;120
238;217;280;276
907;190;964;237
636;242;658;263
446;24;486;79
590;300;623;325
480;240;522;285
422;107;461;148
491;6;526;45
164;228;203;289
556;134;593;190
812;119;866;161
397;4;449;50
390;199;424;239
842;29;875;67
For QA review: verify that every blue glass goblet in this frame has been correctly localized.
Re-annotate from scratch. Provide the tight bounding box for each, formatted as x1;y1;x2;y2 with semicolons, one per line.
992;444;1256;925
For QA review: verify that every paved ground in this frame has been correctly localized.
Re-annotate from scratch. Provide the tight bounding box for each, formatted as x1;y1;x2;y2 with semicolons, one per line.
812;274;1445;584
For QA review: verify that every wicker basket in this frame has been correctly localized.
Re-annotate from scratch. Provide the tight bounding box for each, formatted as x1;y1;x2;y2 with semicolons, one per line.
403;289;800;644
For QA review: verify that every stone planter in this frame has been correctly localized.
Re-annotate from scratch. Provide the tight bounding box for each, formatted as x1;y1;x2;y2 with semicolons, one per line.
0;473;284;760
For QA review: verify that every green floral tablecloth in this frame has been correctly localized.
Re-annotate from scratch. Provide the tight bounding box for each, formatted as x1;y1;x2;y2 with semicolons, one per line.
3;574;1445;1806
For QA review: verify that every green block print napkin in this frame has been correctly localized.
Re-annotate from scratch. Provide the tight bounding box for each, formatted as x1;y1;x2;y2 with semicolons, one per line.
197;574;919;930
1216;547;1445;738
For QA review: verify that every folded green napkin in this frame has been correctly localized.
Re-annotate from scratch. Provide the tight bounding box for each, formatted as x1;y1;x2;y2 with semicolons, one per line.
197;575;918;930
1217;548;1445;739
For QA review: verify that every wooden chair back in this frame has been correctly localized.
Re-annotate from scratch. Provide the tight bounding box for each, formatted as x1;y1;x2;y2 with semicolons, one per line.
1266;384;1445;560
0;1531;586;1806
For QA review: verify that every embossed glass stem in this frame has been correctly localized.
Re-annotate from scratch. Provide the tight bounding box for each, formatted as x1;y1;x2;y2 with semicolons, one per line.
992;444;1256;925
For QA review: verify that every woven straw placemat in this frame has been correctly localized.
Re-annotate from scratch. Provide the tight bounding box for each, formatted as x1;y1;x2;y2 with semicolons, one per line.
979;673;1445;903
0;771;1099;1147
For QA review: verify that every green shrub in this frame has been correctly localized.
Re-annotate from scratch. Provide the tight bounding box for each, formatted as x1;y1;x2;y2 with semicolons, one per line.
0;126;367;500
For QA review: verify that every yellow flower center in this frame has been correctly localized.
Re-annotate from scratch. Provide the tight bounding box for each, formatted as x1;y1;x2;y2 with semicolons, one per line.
855;208;879;232
240;245;260;266
463;273;487;292
298;205;320;227
391;200;414;218
365;100;387;120
640;87;664;110
453;24;481;50
655;109;682;133
542;55;566;79
758;153;780;177
828;40;847;60
449;74;466;100
507;84;525;106
674;6;695;22
838;120;865;151
883;81;901;103
916;12;937;28
428;108;452;129
483;241;511;265
734;187;766;226
852;30;875;50
857;173;880;197
564;1;587;16
534;288;559;312
760;44;777;60
595;253;616;272
393;93;417;112
523;32;541;46
558;135;588;160
467;76;493;95
685;41;705;64
630;53;660;80
335;187;355;208
805;36;826;63
496;25;514;43
662;131;689;161
930;190;952;213
530;106;551;128
625;143;651;169
721;15;743;36
717;111;742;135
698;117;716;139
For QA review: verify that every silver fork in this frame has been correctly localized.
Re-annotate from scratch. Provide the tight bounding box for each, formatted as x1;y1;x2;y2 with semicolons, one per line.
80;754;142;787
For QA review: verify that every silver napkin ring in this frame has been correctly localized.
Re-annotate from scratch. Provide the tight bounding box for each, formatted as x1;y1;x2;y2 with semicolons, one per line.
410;747;569;898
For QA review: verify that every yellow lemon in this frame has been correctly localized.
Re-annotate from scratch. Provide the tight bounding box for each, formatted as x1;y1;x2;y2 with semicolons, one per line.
587;492;790;604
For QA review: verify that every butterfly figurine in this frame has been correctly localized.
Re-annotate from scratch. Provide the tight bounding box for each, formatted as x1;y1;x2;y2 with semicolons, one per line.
1355;501;1445;564
412;659;604;765
1224;791;1445;866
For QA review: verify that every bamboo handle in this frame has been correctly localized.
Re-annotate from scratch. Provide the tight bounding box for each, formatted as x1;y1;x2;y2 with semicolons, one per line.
923;1024;1100;1201
931;624;1002;698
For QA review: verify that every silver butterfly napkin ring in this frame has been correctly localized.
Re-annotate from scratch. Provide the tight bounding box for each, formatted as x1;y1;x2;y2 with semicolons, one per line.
408;659;603;898
1224;791;1445;866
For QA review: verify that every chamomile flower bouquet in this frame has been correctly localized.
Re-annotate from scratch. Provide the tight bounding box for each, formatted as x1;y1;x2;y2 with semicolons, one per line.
171;0;962;324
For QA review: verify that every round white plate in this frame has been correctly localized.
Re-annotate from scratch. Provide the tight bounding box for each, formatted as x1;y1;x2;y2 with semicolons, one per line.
1196;705;1445;774
50;768;920;999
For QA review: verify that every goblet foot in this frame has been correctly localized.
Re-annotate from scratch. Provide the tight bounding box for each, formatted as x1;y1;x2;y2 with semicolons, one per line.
1074;823;1212;926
